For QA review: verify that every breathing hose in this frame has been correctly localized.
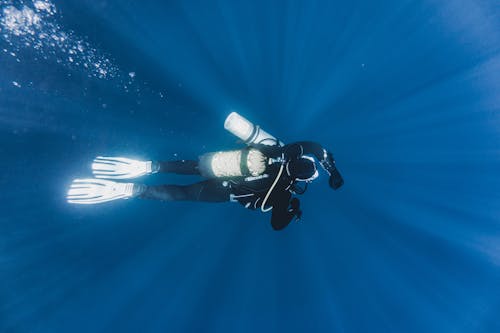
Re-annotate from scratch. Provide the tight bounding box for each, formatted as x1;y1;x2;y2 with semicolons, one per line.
261;163;284;212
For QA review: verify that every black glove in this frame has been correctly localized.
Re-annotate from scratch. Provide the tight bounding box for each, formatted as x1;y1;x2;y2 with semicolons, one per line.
328;167;344;190
289;197;302;221
319;152;335;172
319;152;344;190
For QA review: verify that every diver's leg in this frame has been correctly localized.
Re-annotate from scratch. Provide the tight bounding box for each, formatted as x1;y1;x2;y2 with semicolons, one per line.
91;157;199;179
156;160;200;175
139;179;230;202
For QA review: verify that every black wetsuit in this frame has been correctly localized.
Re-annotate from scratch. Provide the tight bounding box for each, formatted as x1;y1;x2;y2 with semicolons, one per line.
140;141;339;230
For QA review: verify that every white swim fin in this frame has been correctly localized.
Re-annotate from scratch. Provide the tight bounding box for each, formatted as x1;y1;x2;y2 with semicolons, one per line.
92;156;157;179
67;178;143;204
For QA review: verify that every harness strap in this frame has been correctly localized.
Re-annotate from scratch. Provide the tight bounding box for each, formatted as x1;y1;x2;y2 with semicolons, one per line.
240;148;250;175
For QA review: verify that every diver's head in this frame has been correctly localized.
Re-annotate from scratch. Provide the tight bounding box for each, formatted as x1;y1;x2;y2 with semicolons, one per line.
286;156;318;182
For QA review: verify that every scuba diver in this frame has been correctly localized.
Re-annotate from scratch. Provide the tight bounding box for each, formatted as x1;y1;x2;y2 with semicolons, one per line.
67;112;344;230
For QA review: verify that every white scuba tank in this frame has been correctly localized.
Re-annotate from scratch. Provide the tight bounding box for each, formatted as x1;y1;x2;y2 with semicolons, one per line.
198;148;267;178
197;112;284;179
224;112;284;147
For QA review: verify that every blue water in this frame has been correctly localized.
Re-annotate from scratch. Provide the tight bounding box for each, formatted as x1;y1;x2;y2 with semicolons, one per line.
1;0;499;332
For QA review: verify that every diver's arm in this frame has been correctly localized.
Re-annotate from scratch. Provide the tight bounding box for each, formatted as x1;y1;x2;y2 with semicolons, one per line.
292;141;329;160
270;194;302;231
247;142;284;158
270;207;294;231
248;142;310;159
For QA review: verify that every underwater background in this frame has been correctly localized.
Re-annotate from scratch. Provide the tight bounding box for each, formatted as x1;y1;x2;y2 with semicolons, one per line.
1;0;499;332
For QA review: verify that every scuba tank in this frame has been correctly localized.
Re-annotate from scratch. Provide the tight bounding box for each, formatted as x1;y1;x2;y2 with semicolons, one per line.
222;112;287;212
198;112;283;179
224;112;284;147
198;148;267;178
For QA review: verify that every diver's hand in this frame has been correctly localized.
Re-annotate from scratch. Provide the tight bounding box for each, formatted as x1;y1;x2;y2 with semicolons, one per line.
92;156;158;179
328;167;344;190
319;151;336;173
289;197;302;221
319;151;344;190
